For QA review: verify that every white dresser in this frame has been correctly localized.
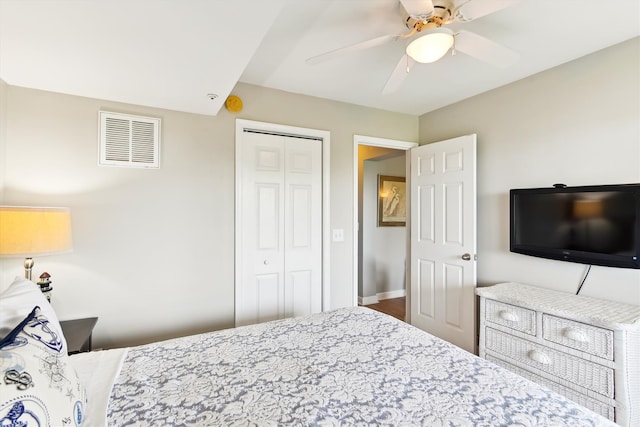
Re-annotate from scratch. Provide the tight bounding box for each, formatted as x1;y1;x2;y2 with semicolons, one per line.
476;282;640;426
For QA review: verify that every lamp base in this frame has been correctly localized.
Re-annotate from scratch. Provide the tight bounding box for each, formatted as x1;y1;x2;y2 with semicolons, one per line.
24;257;34;281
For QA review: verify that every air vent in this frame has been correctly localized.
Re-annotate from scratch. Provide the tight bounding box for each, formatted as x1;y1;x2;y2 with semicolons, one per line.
99;111;160;168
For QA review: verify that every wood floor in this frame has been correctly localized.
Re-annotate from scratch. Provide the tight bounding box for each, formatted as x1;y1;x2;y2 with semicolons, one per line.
362;297;406;322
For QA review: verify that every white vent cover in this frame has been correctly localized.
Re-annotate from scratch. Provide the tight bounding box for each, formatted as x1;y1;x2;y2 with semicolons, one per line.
99;111;160;168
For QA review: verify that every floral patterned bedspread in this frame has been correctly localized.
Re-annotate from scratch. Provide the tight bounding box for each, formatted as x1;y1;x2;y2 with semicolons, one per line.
107;307;614;426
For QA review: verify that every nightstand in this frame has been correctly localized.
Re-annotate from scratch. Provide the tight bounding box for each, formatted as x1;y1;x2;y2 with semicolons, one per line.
60;317;98;354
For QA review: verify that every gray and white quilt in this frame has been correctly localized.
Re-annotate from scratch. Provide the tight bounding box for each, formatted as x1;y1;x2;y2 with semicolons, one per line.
107;307;614;426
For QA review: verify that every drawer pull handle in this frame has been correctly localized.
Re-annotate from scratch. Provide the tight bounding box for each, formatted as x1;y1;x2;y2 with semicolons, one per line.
563;327;589;343
498;310;519;322
528;350;551;365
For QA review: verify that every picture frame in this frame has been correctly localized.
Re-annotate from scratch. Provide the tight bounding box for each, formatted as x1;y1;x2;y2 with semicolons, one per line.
378;175;406;227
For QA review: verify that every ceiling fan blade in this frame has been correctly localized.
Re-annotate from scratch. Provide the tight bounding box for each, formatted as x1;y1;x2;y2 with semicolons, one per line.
399;0;434;19
382;54;416;94
454;0;521;22
454;30;518;68
306;34;398;65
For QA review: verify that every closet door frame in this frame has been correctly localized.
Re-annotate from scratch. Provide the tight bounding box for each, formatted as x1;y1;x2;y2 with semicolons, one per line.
234;119;331;326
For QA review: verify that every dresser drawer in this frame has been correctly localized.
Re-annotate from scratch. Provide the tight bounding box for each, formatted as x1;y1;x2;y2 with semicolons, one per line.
485;327;614;398
486;354;615;421
542;314;614;360
484;299;536;335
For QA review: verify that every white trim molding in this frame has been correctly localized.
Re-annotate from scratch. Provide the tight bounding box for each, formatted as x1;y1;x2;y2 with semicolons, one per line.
235;119;331;316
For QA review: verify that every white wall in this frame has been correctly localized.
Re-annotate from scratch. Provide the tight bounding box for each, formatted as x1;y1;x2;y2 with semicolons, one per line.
0;82;418;348
361;155;406;301
419;38;640;305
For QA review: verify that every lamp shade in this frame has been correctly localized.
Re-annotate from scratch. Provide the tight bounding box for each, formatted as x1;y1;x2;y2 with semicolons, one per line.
406;28;454;63
0;206;73;257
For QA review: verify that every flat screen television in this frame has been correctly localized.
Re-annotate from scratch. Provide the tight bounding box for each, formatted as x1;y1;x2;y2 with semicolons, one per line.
510;183;640;269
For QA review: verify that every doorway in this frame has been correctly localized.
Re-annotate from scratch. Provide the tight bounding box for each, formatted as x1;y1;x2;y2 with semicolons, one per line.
352;135;417;320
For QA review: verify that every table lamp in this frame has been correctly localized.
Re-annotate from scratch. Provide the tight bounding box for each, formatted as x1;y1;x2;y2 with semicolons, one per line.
0;206;73;281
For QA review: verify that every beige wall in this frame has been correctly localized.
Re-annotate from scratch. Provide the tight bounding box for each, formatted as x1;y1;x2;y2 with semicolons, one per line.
2;37;638;349
0;79;7;202
419;37;640;304
0;82;418;348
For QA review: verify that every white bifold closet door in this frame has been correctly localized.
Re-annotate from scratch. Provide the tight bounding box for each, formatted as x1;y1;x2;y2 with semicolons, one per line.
236;130;322;326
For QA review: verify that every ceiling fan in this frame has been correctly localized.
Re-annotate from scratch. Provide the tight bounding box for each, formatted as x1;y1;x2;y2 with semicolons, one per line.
306;0;521;94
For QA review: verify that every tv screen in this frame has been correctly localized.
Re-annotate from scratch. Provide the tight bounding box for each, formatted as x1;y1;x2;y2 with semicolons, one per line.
510;184;640;269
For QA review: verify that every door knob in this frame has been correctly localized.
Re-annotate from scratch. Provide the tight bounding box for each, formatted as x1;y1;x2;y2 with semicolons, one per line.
461;253;471;261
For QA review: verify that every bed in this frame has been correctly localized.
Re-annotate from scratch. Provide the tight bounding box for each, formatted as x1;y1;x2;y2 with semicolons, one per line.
1;276;616;426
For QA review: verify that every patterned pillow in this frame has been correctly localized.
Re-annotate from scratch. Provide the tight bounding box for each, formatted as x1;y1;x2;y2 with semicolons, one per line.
0;306;87;426
0;276;68;354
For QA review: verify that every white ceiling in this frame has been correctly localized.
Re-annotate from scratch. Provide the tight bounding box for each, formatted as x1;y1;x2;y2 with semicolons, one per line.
1;0;639;117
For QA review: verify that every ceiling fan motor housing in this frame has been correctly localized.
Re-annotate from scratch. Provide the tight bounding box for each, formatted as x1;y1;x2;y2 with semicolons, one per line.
404;0;454;31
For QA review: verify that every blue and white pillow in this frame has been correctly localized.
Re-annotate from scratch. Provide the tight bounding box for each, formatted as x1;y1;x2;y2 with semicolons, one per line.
0;276;68;354
0;306;87;426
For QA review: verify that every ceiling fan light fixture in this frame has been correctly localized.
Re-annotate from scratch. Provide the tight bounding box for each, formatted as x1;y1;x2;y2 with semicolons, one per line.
406;28;454;63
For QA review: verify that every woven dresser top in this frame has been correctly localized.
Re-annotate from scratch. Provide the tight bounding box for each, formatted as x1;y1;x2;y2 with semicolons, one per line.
476;282;640;331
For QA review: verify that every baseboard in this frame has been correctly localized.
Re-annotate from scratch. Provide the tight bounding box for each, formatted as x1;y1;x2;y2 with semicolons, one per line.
359;289;406;305
359;295;379;305
377;289;406;301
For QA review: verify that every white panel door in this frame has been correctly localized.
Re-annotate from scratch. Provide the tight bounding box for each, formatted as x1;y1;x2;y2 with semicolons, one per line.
410;134;477;353
284;141;322;318
237;131;322;326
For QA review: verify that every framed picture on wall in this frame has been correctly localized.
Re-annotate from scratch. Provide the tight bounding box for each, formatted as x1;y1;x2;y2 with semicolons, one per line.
378;175;406;227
